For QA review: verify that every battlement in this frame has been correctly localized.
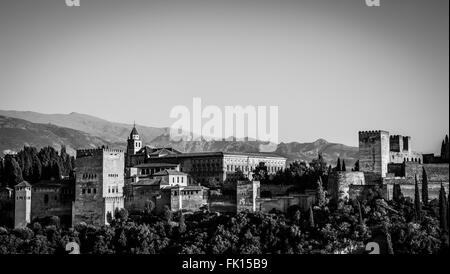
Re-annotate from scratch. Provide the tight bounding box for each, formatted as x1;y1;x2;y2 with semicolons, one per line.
358;130;389;137
76;148;124;158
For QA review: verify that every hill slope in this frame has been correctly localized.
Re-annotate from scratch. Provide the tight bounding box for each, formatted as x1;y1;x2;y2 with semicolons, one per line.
0;110;167;144
0;110;359;165
0;116;114;156
275;139;359;166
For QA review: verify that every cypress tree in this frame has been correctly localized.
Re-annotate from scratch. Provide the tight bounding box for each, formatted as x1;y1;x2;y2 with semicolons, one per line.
414;174;422;222
421;167;428;206
309;206;315;228
336;158;341;172
386;232;394;254
4;157;23;187
342;160;346;172
393;183;403;202
357;200;363;225
439;184;448;233
353;160;360;171
448;188;450;234
316;177;326;207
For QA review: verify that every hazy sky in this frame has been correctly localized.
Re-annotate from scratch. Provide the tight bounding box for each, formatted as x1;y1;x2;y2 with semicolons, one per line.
0;0;448;153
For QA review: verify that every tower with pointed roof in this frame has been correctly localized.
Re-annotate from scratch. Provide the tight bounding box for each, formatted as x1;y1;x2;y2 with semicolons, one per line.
126;123;142;167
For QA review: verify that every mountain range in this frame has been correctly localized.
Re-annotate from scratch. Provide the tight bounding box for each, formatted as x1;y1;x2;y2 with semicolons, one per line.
0;110;358;166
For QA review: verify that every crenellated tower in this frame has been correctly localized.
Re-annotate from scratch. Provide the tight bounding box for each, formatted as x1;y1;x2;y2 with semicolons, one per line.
358;130;390;178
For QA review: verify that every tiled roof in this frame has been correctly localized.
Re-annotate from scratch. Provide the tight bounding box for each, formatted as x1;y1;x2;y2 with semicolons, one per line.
133;162;179;168
153;169;187;176
148;151;286;159
16;181;32;187
131;178;162;186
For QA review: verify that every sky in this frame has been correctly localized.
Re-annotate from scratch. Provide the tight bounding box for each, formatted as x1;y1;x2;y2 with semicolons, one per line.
0;0;448;153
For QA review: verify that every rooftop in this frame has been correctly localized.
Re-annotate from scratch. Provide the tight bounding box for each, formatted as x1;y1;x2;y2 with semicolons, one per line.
15;181;32;188
131;178;163;186
133;162;179;168
150;151;286;159
153;169;187;176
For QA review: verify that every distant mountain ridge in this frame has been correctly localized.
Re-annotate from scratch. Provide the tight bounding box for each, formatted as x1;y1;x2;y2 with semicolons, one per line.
0;115;113;156
0;110;167;144
0;110;359;165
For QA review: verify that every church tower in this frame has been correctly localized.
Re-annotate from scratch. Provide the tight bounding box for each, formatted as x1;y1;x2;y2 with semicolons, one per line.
126;123;142;167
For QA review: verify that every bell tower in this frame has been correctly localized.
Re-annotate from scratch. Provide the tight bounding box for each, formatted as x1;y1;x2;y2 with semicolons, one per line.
126;123;142;166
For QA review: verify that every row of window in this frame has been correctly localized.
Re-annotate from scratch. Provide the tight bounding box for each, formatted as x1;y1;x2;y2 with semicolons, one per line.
80;187;121;194
108;174;119;177
81;188;97;195
172;176;184;184
108;186;120;194
192;163;282;173
226;165;282;173
82;173;97;179
173;190;200;196
16;196;30;200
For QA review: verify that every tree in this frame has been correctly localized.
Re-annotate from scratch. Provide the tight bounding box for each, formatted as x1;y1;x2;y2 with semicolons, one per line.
439;184;448;233
341;160;346;172
163;205;172;223
421;167;429;206
0;158;4;186
357;200;363;225
178;214;186;234
253;162;268;182
308;206;315;228
114;208;129;223
414;174;422;222
316;177;327;207
393;183;403;202
3;157;23;187
336;158;341;172
310;154;328;178
353;160;360;172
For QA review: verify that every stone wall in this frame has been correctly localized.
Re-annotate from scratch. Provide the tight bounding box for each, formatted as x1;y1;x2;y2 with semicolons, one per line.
260;184;292;197
385;180;448;201
328;171;365;201
349;184;388;201
387;163;404;177
236;181;260;212
0;196;14;227
31;185;73;226
258;194;315;213
170;188;205;212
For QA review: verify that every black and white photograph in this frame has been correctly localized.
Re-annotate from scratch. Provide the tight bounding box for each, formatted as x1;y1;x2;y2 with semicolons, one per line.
0;0;448;268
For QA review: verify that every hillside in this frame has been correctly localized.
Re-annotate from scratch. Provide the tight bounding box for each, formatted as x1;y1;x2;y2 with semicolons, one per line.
0;110;167;144
0;116;115;156
275;139;359;166
0;110;359;165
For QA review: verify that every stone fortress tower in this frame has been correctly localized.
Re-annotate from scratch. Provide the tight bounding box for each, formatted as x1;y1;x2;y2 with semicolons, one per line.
126;123;142;167
358;130;390;179
14;181;31;228
73;148;125;226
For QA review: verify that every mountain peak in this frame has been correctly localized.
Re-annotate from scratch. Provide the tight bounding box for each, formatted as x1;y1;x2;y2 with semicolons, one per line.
313;138;328;145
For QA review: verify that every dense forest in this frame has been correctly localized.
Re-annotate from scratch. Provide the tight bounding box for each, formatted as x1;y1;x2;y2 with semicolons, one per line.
0;146;75;187
0;184;448;254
